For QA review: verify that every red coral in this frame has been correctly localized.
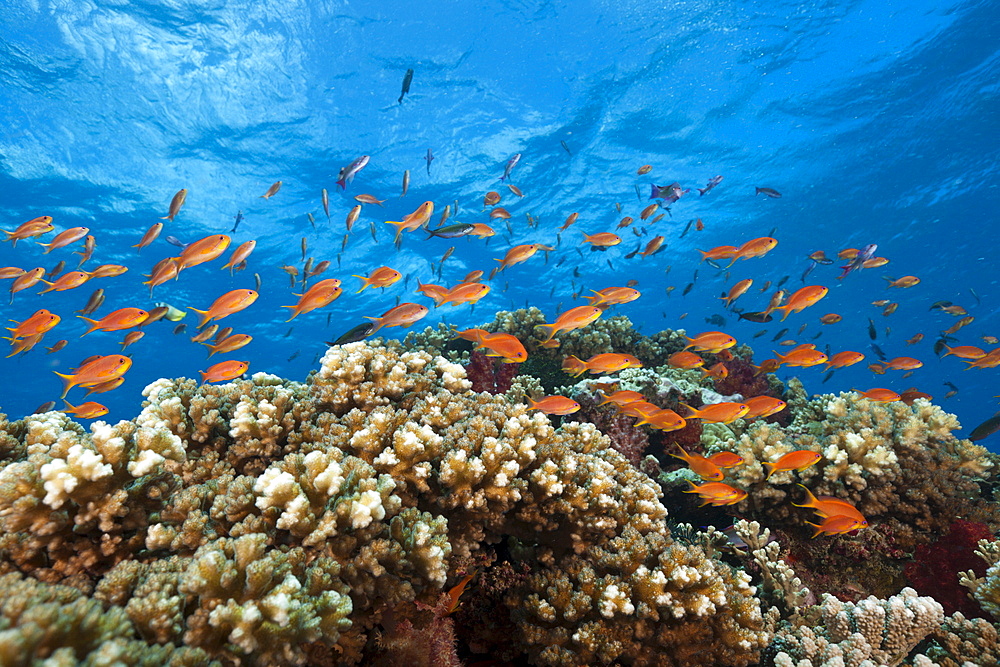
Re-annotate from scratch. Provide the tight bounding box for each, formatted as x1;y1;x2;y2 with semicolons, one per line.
904;519;993;616
574;395;649;466
464;351;519;394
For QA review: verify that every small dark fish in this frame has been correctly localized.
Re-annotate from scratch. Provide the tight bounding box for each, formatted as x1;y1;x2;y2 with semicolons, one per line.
944;381;960;392
560;140;572;155
370;221;378;243
398;68;414;104
776;275;789;289
165;235;189;249
287;350;300;362
231;210;244;233
970;288;981;306
870;343;887;361
322;188;330;220
173;323;187;335
868;318;877;340
929;300;953;311
329;322;376;345
499;153;521;182
680;219;693;238
254;273;261;292
797;323;808;335
753;329;768;338
634;184;642;202
801;262;816;282
284;327;294;338
772;328;789;342
77;288;105;316
698;175;723;196
47;260;65;280
969;413;1000;442
682;282;694;296
822;370;835;384
625;244;641;259
755;187;782;198
426;223;475;239
705;314;726;326
301;237;308;261
739;311;773;323
32;401;57;414
425;148;434;176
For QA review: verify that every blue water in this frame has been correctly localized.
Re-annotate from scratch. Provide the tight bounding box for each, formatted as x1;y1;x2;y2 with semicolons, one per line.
1;0;998;445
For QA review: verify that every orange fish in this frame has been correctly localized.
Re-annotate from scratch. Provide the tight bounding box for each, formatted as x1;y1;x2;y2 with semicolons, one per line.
355;194;386;206
585;287;641;308
74;234;96;268
78;307;149;335
727;237;777;267
483;191;501;207
754;358;781;375
2;216;54;247
260;181;282;199
820;313;842;324
616;216;634;229
527;395;580;415
683;481;747;506
743;396;787;419
682;331;736;354
354;266;402;292
142;258;180;296
700;362;728;381
365;303;429;335
763;450;822;479
161;189;187;221
82;376;124;397
792;485;865;521
637;164;652;175
561;353;642;377
445;571;477;615
39;271;91;293
964;350;1000;370
899;388;933;405
773;347;828;368
190;289;258;328
38;227;89;254
824;351;865;369
454;328;490;343
175;235;231;272
617;400;661;419
667;351;705;369
345;204;361;233
87;264;129;279
468;223;495;237
507;184;523;197
582;232;621;248
885;275;920;288
681;402;750;424
721;279;753;308
772;285;828;321
943;345;985;360
54;354;132;398
437;282;490;307
385;201;434;243
494;243;552;270
535;305;602;343
881;356;922;371
460;270;484;284
636;410;686;436
476;333;528;363
559;212;579;230
698;245;737;262
133;222;163;251
638;235;664;258
639;203;659;221
6;309;60;339
61;400;109;419
283;279;341;321
9;267;46;299
882;302;899;316
416;280;450;305
943;316;975;335
670;444;723;481
838;247;859;260
854;388;902;403
0;267;26;280
221;240;256;275
706;451;745;468
489;207;511;220
862;257;889;269
200;360;249;384
119;330;145;351
203;333;253;358
805;514;868;538
598;390;645;407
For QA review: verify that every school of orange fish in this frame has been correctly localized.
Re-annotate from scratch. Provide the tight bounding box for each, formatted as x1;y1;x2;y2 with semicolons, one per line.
3;160;998;537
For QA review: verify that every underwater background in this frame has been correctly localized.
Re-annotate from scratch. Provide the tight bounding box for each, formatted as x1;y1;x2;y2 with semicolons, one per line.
1;0;997;444
5;3;1000;666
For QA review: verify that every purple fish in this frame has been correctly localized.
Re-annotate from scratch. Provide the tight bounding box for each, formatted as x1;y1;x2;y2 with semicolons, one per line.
336;155;370;190
499;153;521;182
650;182;689;203
698;175;723;196
838;243;877;280
165;235;189;249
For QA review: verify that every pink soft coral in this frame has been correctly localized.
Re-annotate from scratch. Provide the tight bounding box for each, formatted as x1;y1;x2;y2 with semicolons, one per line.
904;519;993;616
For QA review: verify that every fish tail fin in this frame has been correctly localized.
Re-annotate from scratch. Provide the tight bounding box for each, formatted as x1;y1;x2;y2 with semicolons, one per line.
682;480;700;493
762;462;775;479
777;305;791;321
53;371;75;399
804;521;824;538
336;178;347;190
75;316;99;336
534;323;556;343
62;399;76;413
187;307;211;329
791;484;816;508
679;402;698;418
197;370;209;384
